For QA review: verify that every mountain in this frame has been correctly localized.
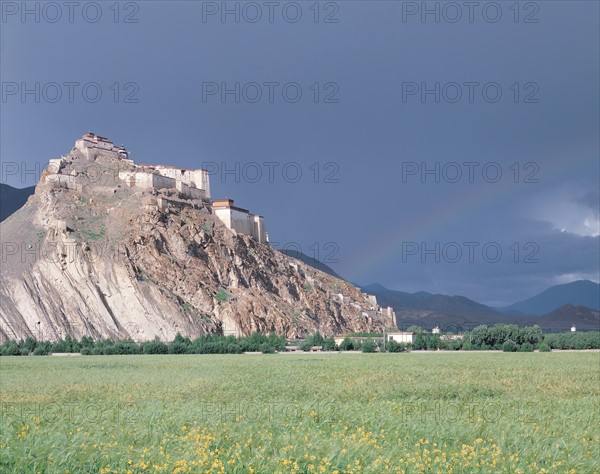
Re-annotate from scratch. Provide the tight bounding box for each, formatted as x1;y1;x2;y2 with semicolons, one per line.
524;304;600;332
0;136;387;342
360;283;512;330
500;280;600;316
0;183;35;221
279;249;343;280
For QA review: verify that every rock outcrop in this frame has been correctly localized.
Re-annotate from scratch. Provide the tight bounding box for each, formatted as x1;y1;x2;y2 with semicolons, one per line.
0;137;390;341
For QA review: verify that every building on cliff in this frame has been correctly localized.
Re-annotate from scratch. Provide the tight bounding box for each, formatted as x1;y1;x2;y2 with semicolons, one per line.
212;199;267;244
46;132;268;243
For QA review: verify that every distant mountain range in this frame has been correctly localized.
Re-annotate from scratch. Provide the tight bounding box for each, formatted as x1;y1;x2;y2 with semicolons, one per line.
358;282;600;332
0;184;35;221
532;304;599;332
2;183;598;332
497;280;599;315
359;283;512;330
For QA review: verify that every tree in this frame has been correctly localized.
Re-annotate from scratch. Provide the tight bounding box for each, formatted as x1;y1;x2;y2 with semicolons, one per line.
470;325;490;348
362;340;377;353
518;342;534;352
426;335;441;350
323;337;336;351
413;333;426;350
339;337;354;351
387;340;408;353
142;339;169;354
502;340;518;352
538;342;550;352
407;325;424;334
518;325;544;345
22;337;37;353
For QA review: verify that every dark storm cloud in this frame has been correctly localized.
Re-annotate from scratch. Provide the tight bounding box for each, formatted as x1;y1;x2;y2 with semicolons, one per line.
1;1;598;304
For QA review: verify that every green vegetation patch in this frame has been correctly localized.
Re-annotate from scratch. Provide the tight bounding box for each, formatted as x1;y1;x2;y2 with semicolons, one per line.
0;352;598;472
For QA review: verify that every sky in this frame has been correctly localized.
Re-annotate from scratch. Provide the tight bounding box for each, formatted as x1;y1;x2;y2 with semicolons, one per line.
1;0;599;306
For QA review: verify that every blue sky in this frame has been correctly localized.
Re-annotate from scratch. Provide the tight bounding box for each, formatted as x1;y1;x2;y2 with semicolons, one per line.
1;1;598;305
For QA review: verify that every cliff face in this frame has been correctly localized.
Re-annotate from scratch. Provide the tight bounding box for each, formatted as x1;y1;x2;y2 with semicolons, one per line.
0;143;387;342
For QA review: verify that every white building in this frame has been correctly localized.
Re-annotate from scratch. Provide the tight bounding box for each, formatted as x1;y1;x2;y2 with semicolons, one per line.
387;332;416;344
571;325;576;332
74;131;126;160
212;199;267;243
136;164;211;199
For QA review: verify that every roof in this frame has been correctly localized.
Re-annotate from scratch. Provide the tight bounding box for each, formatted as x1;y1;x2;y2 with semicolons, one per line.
136;164;208;173
212;199;251;214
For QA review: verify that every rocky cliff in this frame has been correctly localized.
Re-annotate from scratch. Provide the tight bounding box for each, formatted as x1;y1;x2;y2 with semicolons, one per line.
0;139;388;342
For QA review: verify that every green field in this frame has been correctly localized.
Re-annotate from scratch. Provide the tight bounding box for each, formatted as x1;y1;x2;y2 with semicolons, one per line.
1;353;598;473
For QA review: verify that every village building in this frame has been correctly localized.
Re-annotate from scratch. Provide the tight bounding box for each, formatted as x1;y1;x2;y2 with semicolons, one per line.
386;332;416;344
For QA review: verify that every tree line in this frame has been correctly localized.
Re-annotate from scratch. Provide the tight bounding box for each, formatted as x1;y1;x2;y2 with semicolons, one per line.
0;325;598;356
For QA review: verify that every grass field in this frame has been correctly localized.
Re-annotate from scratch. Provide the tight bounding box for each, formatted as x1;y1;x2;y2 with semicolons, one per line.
1;353;598;473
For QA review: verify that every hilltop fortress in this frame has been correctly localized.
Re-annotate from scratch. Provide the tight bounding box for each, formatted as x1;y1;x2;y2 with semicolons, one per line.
37;132;395;336
45;132;266;243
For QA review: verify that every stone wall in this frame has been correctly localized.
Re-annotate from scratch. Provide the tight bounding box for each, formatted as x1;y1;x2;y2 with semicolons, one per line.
118;171;176;190
45;174;83;193
176;181;207;201
153;167;211;198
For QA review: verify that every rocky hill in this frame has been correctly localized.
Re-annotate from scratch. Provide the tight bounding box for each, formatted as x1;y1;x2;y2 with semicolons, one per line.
0;137;388;342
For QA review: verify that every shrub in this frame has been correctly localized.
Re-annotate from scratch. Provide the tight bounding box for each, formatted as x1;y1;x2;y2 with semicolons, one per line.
302;332;327;351
386;340;408;353
32;346;48;356
449;339;463;351
169;341;189;354
226;343;242;354
339;337;354;351
215;289;230;303
114;340;141;355
502;340;518;352
426;335;442;351
142;339;169;354
538;342;551;352
323;337;337;351
518;342;534;352
412;333;426;350
22;337;37;353
2;341;22;356
259;342;275;354
169;333;191;354
362;340;377;353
